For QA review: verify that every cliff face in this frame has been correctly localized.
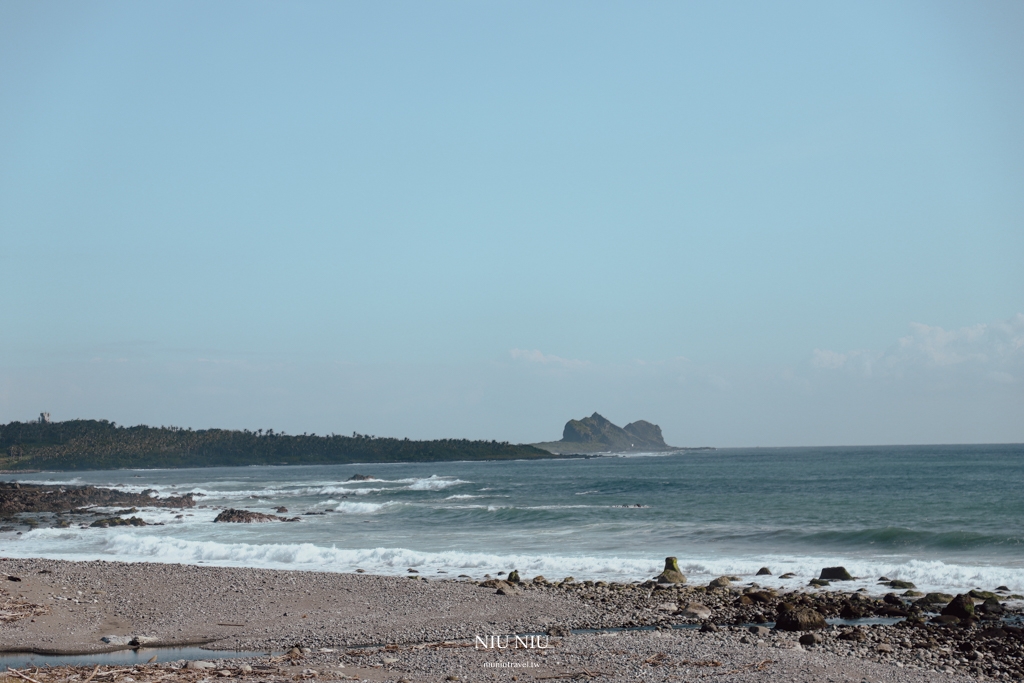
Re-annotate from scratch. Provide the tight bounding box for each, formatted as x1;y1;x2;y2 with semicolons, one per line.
560;413;670;451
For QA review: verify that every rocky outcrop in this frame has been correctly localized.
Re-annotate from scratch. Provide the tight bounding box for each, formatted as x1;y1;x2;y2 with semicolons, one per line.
655;557;686;584
559;413;672;452
0;482;194;514
213;508;299;523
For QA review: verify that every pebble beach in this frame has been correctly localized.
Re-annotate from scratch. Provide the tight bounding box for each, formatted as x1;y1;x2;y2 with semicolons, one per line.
2;557;1021;682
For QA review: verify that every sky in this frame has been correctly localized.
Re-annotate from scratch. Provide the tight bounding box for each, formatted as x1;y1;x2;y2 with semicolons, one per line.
1;1;1022;446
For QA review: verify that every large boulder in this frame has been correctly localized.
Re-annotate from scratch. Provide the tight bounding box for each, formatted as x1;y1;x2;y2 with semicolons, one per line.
655;557;686;584
708;576;732;588
678;603;712;619
941;594;976;620
775;608;827;631
214;508;297;523
819;566;853;581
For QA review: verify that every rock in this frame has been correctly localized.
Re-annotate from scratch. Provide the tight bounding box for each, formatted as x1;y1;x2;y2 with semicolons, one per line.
239;665;252;673
977;598;1004;615
100;635;134;645
883;593;902;605
903;590;923;597
708;576;731;588
746;591;774;604
819;566;853;581
186;661;215;670
968;589;997;600
275;507;288;513
839;629;867;642
656;602;677;612
916;592;954;606
888;580;916;589
699;622;719;633
654;557;686;584
347;474;374;481
941;594;976;620
507;570;520;584
495;587;517;596
532;575;547;584
779;572;796;579
213;509;298;523
808;579;830;587
547;625;571;637
775;608;827;631
736;595;753;606
876;643;894;653
799;633;822;646
756;567;772;575
840;601;866;619
931;615;960;625
382;657;399;664
679;602;712;619
748;626;770;637
995;585;1009;592
90;516;147;528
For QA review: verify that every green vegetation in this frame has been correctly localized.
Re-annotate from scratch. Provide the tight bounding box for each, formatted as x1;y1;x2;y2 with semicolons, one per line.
0;419;555;471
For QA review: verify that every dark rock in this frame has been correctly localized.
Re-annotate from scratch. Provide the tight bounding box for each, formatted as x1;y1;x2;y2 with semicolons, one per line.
746;591;774;604
888;580;916;589
775;608;827;631
756;567;772;575
213;508;298;523
0;482;194;514
507;570;520;584
808;579;830;587
995;585;1009;592
799;633;822;646
941;594;976;620
546;625;570;637
977;598;1004;615
819;566;853;581
779;572;796;579
931;615;960;625
875;605;909;617
7;575;22;582
839;629;867;642
655;557;686;584
699;622;719;633
915;592;954;606
968;589;998;600
275;507;288;513
883;593;903;605
840;601;866;619
90;516;147;528
347;474;375;481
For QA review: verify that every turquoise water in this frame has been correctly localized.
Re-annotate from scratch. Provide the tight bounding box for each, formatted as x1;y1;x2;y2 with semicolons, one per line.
4;444;1022;593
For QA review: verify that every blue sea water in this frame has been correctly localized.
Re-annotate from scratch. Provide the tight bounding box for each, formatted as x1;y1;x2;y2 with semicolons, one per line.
3;444;1022;594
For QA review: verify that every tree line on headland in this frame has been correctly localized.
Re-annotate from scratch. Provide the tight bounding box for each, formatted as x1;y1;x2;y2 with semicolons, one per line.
0;418;555;471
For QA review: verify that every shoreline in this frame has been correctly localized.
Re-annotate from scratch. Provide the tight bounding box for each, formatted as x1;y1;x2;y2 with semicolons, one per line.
1;557;1021;681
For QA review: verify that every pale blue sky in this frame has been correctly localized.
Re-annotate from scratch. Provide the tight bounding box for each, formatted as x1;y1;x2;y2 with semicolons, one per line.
1;1;1022;445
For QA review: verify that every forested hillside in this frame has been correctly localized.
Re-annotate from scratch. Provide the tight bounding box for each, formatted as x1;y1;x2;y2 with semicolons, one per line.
0;419;554;471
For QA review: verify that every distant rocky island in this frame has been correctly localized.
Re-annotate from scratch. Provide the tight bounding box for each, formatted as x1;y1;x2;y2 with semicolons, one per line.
533;412;711;454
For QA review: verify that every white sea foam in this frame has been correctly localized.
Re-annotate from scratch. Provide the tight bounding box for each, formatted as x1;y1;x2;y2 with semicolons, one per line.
4;532;1018;595
407;476;469;491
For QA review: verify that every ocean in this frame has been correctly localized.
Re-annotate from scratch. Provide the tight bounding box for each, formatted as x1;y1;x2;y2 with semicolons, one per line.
3;444;1022;595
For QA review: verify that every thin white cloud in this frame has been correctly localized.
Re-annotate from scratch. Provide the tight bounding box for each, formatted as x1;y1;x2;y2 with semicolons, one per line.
812;313;1024;382
509;348;589;369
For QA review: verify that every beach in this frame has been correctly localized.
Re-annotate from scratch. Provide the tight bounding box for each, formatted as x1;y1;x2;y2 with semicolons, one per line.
2;557;1021;682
